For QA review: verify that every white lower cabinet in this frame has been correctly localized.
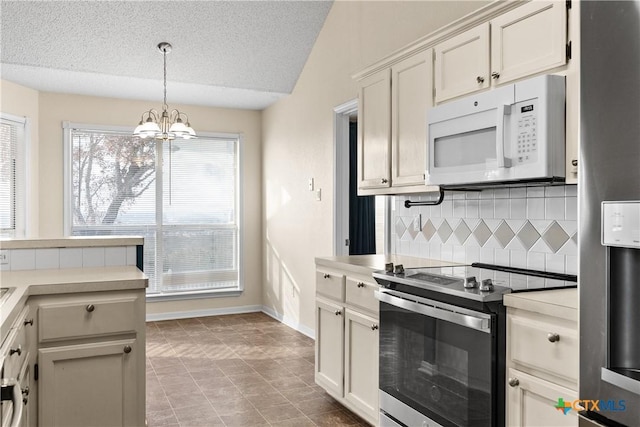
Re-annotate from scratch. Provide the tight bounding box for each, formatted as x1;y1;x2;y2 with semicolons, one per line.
505;289;578;427
32;289;146;427
507;368;578;427
315;265;379;426
344;309;378;420
38;339;138;427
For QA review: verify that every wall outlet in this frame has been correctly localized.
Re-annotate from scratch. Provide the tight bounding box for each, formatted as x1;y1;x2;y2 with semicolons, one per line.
413;214;422;232
0;250;8;265
316;188;322;201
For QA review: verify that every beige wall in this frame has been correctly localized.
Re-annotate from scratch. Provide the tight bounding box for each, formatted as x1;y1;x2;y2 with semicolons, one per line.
0;80;40;236
1;88;263;314
262;1;487;332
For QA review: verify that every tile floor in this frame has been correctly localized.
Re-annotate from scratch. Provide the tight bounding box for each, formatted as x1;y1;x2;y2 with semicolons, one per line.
146;312;369;426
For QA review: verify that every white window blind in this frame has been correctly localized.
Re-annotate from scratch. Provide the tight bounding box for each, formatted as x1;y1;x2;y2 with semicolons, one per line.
0;114;26;238
66;124;241;297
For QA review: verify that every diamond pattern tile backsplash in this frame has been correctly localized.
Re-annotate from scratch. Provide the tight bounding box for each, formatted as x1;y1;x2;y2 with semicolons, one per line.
392;186;578;281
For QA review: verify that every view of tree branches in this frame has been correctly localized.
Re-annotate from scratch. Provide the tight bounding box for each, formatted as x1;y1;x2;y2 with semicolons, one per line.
72;132;155;225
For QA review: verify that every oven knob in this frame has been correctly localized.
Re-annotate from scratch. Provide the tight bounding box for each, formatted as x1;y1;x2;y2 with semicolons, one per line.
394;264;404;275
385;263;394;273
463;276;478;288
480;279;494;292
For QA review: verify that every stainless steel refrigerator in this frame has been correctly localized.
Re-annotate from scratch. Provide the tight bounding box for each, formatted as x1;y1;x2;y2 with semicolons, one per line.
580;1;640;426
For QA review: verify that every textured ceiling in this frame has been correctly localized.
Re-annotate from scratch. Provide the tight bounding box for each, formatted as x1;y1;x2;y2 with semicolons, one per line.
0;1;333;110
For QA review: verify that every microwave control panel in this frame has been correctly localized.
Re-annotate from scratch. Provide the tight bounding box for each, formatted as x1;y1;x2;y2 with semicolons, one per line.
513;99;539;164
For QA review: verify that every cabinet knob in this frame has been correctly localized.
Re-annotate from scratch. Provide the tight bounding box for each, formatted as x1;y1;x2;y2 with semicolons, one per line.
23;397;28;405
24;318;33;326
571;159;578;167
508;377;520;387
334;310;342;316
86;304;95;312
547;332;560;343
323;273;330;279
357;282;365;288
381;178;388;184
22;387;29;396
476;76;485;83
123;345;132;354
9;345;22;357
491;71;500;79
371;324;379;331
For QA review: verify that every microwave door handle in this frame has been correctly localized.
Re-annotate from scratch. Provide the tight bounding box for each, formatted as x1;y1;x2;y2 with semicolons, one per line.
496;104;512;168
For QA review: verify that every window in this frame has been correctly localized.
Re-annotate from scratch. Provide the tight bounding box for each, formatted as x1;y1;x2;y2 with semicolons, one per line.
0;114;27;238
64;123;242;298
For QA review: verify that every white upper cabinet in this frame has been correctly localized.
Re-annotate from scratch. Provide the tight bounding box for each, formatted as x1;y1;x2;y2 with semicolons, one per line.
391;49;433;188
491;1;568;85
358;69;392;191
435;1;568;103
434;23;490;103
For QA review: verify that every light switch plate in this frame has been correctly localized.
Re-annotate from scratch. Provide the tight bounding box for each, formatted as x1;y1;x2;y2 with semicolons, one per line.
308;178;314;191
413;214;422;232
316;188;322;201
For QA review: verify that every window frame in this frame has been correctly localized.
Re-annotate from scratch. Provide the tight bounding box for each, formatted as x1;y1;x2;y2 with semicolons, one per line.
63;121;244;301
1;112;30;238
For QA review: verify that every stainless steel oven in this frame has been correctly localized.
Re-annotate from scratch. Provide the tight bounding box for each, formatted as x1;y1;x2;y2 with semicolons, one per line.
373;263;577;427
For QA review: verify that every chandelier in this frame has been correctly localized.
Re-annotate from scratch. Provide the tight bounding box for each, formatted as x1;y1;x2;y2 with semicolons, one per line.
133;42;196;140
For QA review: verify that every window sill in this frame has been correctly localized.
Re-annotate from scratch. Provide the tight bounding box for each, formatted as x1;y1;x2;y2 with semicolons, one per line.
145;288;243;302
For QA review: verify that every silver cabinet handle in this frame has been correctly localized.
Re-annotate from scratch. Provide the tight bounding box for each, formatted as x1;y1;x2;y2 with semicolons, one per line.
323;273;330;279
334;310;342;316
381;178;388;184
491;71;500;79
508;377;520;387
21;387;29;396
571;159;578;167
24;319;33;326
547;333;560;343
476;76;485;83
123;345;132;354
86;304;95;312
357;282;365;288
371;324;378;331
9;345;22;357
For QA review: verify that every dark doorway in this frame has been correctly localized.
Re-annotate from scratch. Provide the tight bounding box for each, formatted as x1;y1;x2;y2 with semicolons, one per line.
348;121;376;255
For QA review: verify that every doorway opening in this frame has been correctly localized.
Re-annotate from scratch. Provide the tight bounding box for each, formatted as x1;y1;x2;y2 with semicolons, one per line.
333;100;388;257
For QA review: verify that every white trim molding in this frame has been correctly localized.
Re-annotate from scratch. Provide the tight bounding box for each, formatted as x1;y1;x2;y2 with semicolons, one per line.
261;306;315;339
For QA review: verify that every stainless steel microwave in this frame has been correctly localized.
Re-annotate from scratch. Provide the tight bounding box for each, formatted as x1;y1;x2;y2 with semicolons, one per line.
427;74;565;187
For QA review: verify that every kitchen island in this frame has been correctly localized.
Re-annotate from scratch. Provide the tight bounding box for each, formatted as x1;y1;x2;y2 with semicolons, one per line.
0;237;147;427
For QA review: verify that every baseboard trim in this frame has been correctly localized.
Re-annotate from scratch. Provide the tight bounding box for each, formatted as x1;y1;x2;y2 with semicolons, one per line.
146;305;262;322
261;306;315;340
145;305;316;340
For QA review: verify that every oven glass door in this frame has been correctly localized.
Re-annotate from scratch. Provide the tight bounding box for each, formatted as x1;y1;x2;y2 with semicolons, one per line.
379;290;495;427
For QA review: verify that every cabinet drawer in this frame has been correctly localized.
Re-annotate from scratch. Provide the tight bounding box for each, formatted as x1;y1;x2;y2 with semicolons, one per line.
508;309;578;385
316;269;345;301
345;278;379;314
38;295;138;342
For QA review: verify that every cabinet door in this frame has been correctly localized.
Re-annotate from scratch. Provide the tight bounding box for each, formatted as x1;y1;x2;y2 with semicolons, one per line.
344;309;379;425
358;68;391;191
491;1;567;85
391;49;433;187
507;368;578;427
434;23;490;103
315;298;345;397
39;339;139;427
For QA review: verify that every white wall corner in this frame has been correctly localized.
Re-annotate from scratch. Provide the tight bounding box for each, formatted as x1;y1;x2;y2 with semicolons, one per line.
261;306;316;340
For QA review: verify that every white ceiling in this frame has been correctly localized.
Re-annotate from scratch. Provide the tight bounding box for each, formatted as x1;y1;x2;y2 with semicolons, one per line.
0;1;333;110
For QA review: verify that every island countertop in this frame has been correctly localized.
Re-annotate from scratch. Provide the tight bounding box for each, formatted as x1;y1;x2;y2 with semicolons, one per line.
1;266;147;339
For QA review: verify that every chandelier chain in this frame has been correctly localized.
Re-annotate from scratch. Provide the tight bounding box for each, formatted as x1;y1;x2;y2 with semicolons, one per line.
163;48;168;110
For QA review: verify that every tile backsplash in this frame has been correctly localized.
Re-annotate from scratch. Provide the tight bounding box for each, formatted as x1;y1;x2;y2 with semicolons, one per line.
0;246;138;271
391;185;577;286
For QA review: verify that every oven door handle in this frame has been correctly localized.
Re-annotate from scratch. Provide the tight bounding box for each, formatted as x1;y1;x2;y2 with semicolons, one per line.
1;379;24;427
375;290;491;333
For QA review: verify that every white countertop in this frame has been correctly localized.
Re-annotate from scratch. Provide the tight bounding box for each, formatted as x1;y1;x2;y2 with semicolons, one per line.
0;236;144;249
1;266;147;341
315;254;461;276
